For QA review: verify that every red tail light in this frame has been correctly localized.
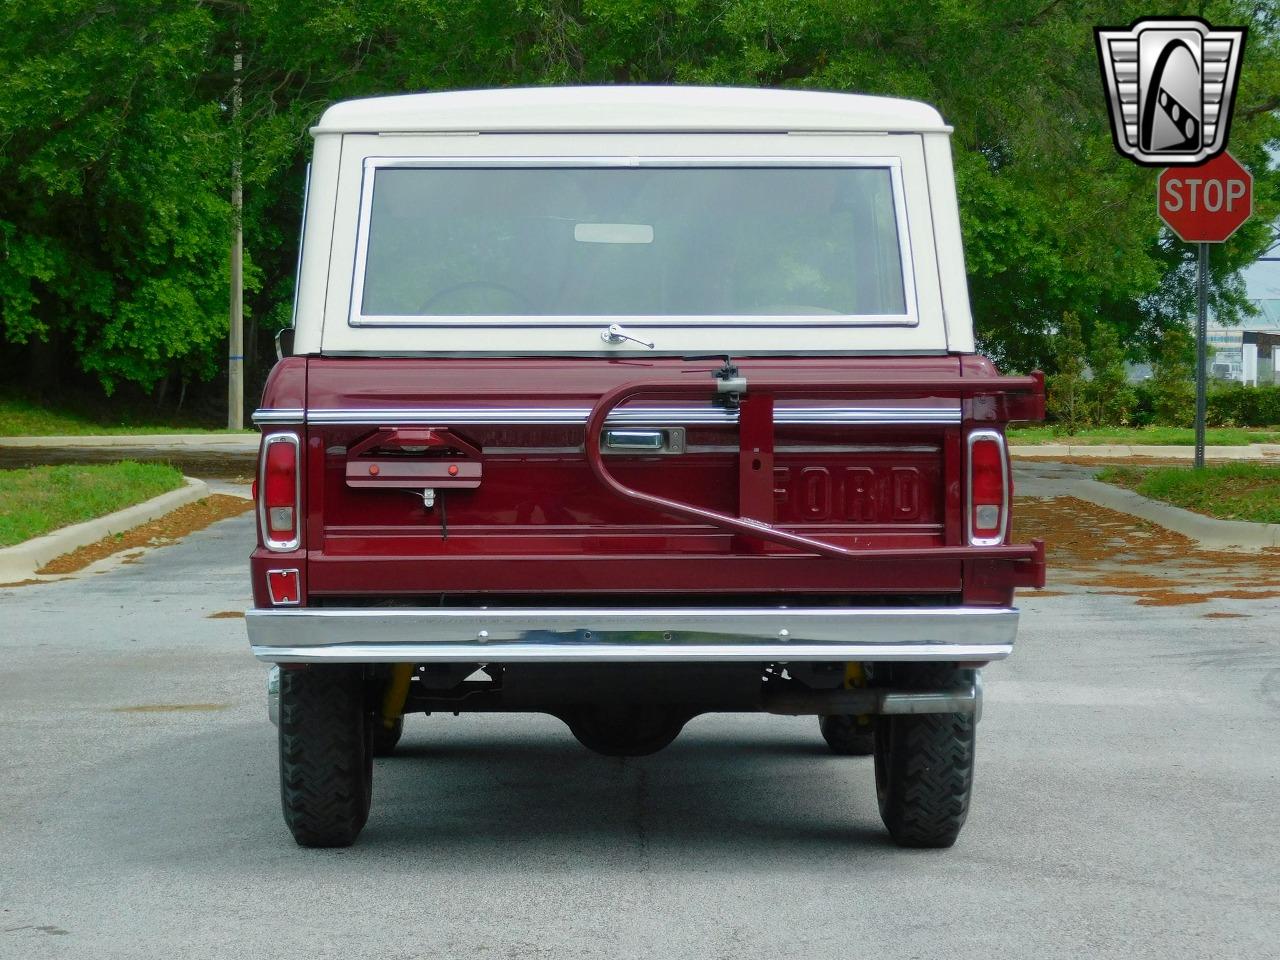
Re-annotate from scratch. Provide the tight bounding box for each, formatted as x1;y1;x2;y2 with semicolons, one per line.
967;430;1008;545
260;433;300;551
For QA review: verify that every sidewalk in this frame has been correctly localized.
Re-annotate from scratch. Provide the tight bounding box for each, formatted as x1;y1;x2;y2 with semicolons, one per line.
0;433;257;450
0;434;258;476
1010;443;1280;460
1014;461;1280;551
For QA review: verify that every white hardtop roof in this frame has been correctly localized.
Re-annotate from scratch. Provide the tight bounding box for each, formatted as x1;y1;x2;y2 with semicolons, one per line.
313;86;950;136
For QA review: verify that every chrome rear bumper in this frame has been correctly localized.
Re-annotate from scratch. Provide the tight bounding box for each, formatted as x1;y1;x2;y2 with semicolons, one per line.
247;606;1018;664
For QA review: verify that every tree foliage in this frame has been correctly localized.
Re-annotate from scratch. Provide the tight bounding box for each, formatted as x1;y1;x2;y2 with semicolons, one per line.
1150;324;1197;427
1046;311;1088;434
1086;322;1136;426
1;0;1277;397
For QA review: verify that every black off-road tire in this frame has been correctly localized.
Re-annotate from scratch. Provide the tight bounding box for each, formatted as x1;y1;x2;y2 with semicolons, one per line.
872;664;976;849
372;716;404;757
565;706;690;757
819;714;876;756
278;666;373;848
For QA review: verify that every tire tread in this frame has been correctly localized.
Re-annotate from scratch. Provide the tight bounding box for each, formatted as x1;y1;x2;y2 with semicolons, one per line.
278;666;371;848
874;664;975;848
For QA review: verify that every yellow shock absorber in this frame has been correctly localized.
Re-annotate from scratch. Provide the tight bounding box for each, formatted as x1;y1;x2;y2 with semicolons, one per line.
380;663;414;731
844;661;874;729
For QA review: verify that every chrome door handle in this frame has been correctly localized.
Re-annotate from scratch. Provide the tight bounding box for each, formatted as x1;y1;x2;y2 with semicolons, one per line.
604;429;663;450
601;428;685;454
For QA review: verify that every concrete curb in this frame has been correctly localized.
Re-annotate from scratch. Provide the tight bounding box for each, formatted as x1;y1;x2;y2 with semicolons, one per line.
0;477;211;582
1011;443;1280;460
1069;478;1280;551
0;434;257;450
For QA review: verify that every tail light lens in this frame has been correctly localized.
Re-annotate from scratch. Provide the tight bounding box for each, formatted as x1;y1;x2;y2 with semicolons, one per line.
967;430;1008;546
260;433;300;551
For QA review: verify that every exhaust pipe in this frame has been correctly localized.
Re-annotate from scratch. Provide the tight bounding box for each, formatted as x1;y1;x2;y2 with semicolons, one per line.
762;677;982;719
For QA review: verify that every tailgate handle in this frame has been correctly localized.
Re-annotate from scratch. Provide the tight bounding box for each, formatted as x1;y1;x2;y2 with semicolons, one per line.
602;428;684;454
583;371;1046;564
345;427;482;490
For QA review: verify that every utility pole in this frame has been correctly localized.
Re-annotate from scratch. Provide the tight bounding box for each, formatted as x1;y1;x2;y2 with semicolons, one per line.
1194;242;1208;470
227;45;244;430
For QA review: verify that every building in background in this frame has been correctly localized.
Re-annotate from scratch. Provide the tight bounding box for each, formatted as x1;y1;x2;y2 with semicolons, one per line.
1207;231;1280;384
1207;299;1279;383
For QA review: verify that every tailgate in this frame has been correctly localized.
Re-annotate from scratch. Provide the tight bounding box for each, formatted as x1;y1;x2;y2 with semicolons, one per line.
285;356;1042;602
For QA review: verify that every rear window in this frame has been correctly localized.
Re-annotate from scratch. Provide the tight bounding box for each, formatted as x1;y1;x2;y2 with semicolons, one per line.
352;161;912;324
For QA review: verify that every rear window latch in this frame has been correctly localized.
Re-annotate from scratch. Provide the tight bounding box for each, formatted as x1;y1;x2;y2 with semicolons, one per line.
600;323;655;349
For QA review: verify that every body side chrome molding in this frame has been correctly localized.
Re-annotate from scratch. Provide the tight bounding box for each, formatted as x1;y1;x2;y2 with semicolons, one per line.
252;408;305;425
254;406;962;427
247;605;1017;663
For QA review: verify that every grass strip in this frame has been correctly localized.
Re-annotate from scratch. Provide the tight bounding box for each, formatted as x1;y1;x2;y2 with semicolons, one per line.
0;395;251;436
1097;463;1280;524
1009;425;1280;446
0;462;186;547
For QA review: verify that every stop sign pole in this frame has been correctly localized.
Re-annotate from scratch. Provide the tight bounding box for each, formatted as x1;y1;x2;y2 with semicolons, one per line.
1195;242;1209;469
1157;152;1253;468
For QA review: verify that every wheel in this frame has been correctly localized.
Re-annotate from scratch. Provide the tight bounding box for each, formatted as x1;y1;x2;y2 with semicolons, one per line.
372;716;404;757
819;713;875;756
278;665;373;847
872;664;976;848
565;706;689;757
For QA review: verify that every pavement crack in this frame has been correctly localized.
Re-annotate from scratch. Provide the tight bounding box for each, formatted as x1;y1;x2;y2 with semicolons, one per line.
4;925;69;936
625;759;651;876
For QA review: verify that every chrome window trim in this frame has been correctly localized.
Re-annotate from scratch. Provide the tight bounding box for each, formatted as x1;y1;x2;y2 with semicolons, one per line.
247;605;1018;664
347;155;919;330
288;163;312;329
965;428;1009;547
263;405;962;427
258;432;302;552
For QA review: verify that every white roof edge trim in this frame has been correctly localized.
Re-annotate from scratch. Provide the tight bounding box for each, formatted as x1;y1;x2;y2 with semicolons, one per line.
311;86;953;136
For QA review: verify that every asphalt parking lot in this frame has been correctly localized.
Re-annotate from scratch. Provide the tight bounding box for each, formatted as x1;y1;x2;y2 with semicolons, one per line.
2;498;1278;960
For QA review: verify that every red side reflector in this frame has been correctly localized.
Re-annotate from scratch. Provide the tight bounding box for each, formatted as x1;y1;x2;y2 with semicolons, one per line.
266;569;300;605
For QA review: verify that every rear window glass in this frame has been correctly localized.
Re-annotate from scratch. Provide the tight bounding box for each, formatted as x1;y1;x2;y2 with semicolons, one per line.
356;165;908;320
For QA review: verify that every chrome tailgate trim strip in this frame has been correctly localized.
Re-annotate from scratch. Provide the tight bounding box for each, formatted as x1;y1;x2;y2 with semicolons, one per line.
255;406;962;427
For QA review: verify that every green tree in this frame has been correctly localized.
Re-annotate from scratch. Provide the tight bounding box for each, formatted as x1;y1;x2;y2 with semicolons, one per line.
0;1;258;395
1086;322;1136;426
1;0;1278;400
1046;312;1089;433
1150;325;1196;427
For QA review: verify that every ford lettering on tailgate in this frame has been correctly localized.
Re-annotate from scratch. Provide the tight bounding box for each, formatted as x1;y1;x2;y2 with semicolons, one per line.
773;464;936;524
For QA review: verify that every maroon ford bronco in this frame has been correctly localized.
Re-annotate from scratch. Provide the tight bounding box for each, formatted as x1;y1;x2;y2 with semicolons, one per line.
248;87;1045;848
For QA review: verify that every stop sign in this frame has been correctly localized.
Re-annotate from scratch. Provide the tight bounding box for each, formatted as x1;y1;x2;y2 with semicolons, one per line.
1158;152;1253;243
